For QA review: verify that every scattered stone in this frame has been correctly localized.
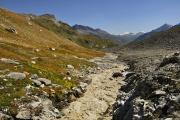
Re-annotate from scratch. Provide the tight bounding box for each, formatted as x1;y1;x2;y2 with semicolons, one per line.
53;54;57;57
0;112;13;120
49;47;56;51
0;86;5;90
35;49;40;52
5;27;18;34
67;64;74;69
28;22;32;25
32;80;42;86
66;71;71;76
7;72;26;80
23;71;30;76
72;87;83;97
16;108;31;119
31;61;36;64
67;77;71;80
153;90;166;96
36;78;51;86
30;74;38;80
122;71;135;78
31;57;40;60
79;82;88;89
159;52;180;68
113;52;180;120
0;58;19;64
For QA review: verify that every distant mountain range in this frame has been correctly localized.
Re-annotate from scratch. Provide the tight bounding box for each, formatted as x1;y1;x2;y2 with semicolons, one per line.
73;24;144;44
123;25;180;50
136;24;172;41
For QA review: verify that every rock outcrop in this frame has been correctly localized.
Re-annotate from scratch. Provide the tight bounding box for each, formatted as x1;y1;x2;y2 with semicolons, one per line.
113;52;180;119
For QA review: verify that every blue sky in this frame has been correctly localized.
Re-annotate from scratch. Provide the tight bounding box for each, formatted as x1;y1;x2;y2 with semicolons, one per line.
1;0;180;34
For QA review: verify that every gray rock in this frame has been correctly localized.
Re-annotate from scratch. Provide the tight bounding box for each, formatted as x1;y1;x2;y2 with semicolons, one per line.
5;27;18;34
0;112;13;120
122;71;135;78
7;72;26;80
37;78;51;85
16;108;31;119
159;52;180;68
67;64;74;69
153;90;166;96
32;80;42;86
0;58;19;65
30;74;38;80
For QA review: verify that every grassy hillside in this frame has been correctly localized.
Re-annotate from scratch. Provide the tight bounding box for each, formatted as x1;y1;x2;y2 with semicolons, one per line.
30;14;115;49
123;25;180;50
0;8;105;108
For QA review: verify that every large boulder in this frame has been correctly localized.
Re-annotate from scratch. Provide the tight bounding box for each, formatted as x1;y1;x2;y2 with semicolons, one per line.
7;72;26;80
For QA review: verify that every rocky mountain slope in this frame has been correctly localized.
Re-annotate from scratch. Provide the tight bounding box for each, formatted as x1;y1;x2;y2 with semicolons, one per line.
0;8;109;119
123;25;180;50
136;24;172;41
28;14;115;49
120;32;144;42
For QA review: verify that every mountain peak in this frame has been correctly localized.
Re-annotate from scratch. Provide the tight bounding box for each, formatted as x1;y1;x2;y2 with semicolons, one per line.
39;14;56;20
153;24;172;32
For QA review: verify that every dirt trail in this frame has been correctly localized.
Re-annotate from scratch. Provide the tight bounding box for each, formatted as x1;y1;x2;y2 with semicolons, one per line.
60;53;127;120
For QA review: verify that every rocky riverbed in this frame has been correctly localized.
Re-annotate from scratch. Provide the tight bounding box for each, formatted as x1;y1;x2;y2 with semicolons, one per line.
60;53;127;120
113;51;180;120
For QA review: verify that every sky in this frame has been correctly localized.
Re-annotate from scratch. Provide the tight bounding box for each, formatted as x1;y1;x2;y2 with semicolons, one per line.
0;0;180;35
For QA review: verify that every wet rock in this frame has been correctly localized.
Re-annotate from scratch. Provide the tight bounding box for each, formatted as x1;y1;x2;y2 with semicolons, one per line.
7;72;26;80
0;58;20;65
